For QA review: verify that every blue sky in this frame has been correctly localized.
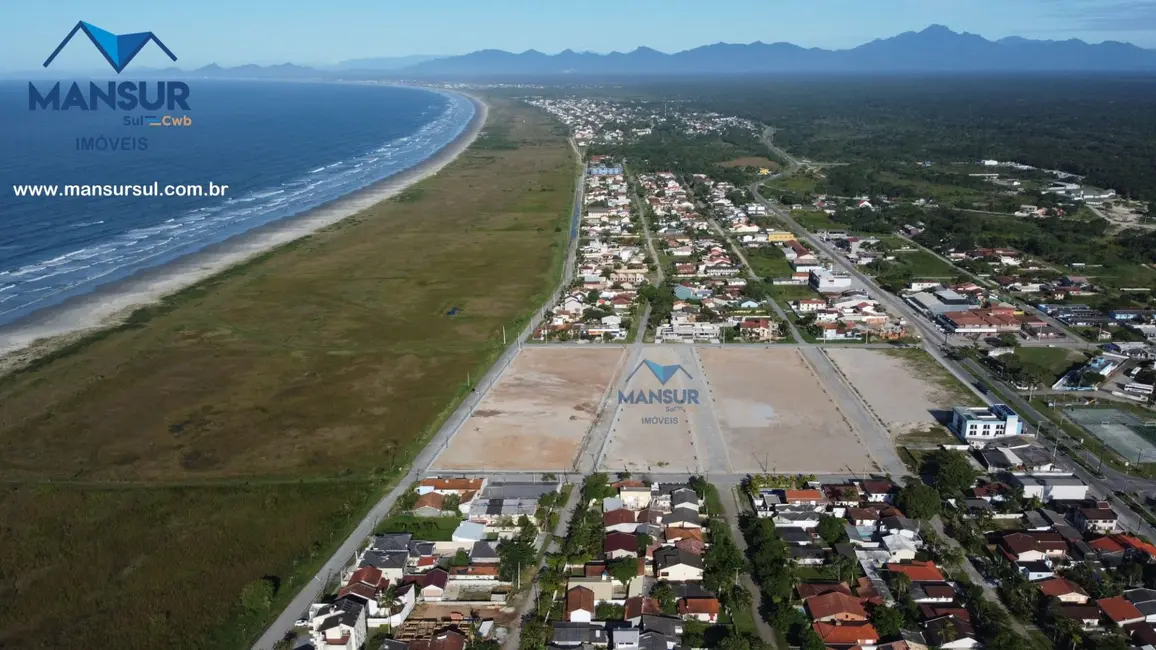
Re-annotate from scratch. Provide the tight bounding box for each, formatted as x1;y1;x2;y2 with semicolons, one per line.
2;0;1155;71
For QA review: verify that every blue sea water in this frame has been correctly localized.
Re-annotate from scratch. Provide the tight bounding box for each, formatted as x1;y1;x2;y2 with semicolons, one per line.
0;81;474;326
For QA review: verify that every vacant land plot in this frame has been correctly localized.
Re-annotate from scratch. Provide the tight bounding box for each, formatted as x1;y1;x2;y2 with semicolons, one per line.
826;348;967;439
1013;347;1086;383
890;249;958;278
434;347;625;470
0;99;575;648
745;246;793;278
697;347;869;473
600;346;703;473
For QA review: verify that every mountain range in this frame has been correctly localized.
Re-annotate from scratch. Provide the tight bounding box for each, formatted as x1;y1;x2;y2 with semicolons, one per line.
399;25;1156;76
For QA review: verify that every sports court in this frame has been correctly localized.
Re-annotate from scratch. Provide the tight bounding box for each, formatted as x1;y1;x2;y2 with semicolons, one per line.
1064;407;1156;463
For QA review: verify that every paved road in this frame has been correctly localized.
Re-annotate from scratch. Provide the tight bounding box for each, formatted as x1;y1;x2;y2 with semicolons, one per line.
718;477;783;650
696;204;804;343
502;481;583;650
252;132;589;650
631;172;665;343
928;516;1031;638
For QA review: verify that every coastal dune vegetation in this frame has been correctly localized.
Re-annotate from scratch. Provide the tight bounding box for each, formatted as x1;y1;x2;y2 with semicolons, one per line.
0;97;576;649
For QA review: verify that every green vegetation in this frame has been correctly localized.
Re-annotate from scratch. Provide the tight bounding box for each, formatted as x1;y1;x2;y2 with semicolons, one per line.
0;98;576;649
743;246;793;278
375;514;462;541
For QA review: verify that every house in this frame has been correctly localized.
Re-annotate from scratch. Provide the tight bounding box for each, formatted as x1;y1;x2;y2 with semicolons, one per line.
310;597;368;650
452;521;485;544
406;629;468;650
862;479;897;503
782;489;825;505
886;561;946;583
1056;604;1104;631
806;591;869;623
678;597;721;623
605;532;640;559
552;622;609;647
910;583;957;604
413;491;447;517
1098;596;1145;626
418;477;485;496
812;622;880;648
924;616;979;649
1038;577;1090;604
619;485;653;510
662;510;703;529
624;596;663;624
470;541;500;565
1075;504;1119;534
950;404;1023;447
791;547;827;566
797;582;853;601
566;586;596;623
655;548;705;581
418;569;448;601
605;509;639;534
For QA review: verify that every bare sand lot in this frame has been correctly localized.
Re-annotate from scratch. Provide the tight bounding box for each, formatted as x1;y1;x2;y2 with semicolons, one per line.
600;346;704;474
697;347;872;473
825;348;968;438
433;347;625;470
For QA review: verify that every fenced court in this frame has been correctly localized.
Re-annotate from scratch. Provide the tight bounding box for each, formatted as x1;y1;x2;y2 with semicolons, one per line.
1064;407;1156;463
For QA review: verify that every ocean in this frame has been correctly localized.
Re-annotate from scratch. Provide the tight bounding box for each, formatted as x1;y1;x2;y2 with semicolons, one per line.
0;81;474;326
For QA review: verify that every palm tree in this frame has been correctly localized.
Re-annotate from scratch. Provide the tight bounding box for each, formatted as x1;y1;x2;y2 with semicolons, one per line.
730;584;754;610
892;573;912;598
832;554;856;584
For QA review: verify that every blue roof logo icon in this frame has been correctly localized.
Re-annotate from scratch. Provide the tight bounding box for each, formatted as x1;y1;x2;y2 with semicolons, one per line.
626;359;694;386
44;21;177;74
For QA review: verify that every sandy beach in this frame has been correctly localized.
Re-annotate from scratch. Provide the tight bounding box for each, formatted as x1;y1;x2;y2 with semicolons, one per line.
0;90;487;371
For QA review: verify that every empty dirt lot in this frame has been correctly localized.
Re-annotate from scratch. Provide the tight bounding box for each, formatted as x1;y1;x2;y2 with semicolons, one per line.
433;347;625;470
599;346;707;474
825;348;970;438
697;347;873;473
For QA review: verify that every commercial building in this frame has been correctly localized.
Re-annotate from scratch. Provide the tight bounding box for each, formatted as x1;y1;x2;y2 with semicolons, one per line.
949;404;1023;447
810;268;853;293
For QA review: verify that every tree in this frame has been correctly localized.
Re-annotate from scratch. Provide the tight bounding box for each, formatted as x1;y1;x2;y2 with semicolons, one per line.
637;533;654;554
801;627;827;650
497;537;536;585
897;480;942;520
926;449;980;496
870;605;906;639
831;553;857;584
816;514;849;544
890;573;912;598
240;577;276;613
651;581;677;614
595;602;625;620
518;515;538;542
442;493;462;512
730;584;754;610
608;558;639;585
452;549;471;566
997;332;1021;348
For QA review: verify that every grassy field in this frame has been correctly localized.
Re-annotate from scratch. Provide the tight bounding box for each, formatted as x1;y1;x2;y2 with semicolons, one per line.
744;246;793;278
0;98;575;649
889;249;959;278
1013;347;1086;383
789;209;838;232
376;514;463;541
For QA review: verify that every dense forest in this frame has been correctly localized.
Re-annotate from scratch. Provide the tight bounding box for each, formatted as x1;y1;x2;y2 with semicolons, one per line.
549;75;1156;199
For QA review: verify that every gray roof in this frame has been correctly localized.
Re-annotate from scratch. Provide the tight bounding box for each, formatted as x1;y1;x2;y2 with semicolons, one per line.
317;597;365;631
1126;589;1156;605
1023;511;1048;529
471;541;500;561
1040;509;1068;526
553;623;608;647
979;449;1013;469
671;490;700;507
881;515;919;532
382;641;410;650
638;631;675;650
361;550;408;570
483;482;560;500
779;528;814;545
1138;602;1156;618
613;629;640;646
655;547;704;571
1015;446;1056;467
639;615;683;638
370;532;413;552
662;510;701;526
790;547;826;560
668;583;712;599
409;541;436;557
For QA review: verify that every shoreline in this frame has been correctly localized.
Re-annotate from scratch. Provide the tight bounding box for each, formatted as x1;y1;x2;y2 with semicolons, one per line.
0;90;488;372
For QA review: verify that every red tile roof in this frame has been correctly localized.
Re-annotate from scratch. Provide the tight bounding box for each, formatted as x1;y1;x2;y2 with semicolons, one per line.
784;489;824;503
1039;577;1088;598
1089;536;1126;554
420;478;483;491
797;582;852;601
812;622;880;646
1099;596;1144;624
604;509;637;527
886;561;945;583
604;532;639;555
806;591;868;621
625;596;662;620
415;492;446;510
678;597;721;617
566;586;595;620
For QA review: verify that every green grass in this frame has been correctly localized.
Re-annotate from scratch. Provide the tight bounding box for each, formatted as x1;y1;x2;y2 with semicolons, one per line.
745;247;794;278
888;249;959;278
0;99;576;649
789;209;837;232
375;514;463;541
769;283;823;302
761;174;820;196
729;602;758;636
1012;347;1086;382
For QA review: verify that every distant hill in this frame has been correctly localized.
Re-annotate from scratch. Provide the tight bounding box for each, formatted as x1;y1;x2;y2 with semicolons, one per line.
329;55;444;71
399;25;1156;76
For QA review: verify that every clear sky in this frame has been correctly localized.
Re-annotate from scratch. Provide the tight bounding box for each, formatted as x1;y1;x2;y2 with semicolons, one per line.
2;0;1155;71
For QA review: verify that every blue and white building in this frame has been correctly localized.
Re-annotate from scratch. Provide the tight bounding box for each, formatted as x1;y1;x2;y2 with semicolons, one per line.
950;404;1024;447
